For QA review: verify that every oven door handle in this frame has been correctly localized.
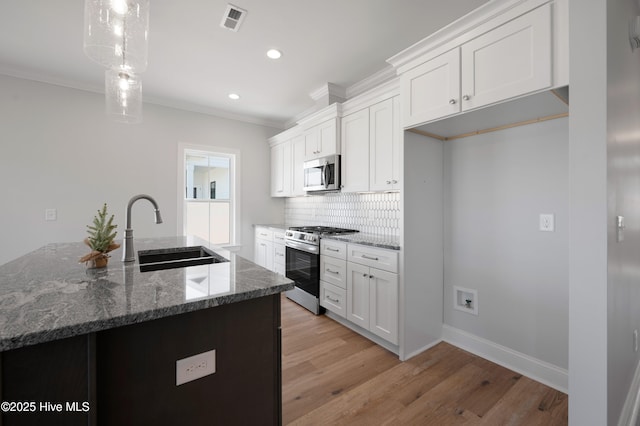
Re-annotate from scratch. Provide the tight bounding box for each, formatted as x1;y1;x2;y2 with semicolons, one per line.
285;240;320;255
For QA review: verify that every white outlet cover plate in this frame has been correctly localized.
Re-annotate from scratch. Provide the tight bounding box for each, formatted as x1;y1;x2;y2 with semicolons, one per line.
539;214;554;232
176;349;216;386
45;208;57;221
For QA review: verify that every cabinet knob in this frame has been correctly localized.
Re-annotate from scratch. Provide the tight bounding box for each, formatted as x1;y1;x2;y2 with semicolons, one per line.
449;99;456;105
386;180;391;184
463;95;471;101
369;274;374;279
362;273;368;277
392;180;398;184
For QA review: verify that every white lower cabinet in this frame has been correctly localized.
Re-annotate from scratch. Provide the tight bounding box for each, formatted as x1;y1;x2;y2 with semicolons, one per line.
315;241;399;346
346;262;398;345
254;227;287;275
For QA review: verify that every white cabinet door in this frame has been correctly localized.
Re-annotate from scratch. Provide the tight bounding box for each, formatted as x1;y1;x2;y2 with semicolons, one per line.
369;268;398;345
304;119;338;160
254;239;273;270
291;134;306;196
270;141;291;197
369;97;399;191
347;262;370;329
461;4;551;111
341;108;370;192
401;48;460;128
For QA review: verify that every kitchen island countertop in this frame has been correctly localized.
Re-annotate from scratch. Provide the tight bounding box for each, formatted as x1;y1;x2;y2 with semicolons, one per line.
0;236;293;351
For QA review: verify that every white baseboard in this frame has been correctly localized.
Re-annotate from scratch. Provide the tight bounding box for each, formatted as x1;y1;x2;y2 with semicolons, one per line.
400;339;443;362
617;359;640;426
442;324;568;393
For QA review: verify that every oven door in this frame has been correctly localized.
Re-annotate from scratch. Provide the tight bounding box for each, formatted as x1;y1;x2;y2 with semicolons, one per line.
285;243;320;297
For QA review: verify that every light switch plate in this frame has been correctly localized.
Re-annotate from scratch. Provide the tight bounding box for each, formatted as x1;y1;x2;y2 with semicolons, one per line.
45;208;57;221
539;214;554;232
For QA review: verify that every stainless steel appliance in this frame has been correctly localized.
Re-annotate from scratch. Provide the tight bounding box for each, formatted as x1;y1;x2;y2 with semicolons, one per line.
285;226;358;314
303;154;340;193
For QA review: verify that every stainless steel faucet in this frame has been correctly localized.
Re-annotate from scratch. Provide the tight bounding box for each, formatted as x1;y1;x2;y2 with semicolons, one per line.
122;194;163;262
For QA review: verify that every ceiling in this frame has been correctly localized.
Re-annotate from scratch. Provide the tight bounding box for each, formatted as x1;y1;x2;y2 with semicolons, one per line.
0;0;489;128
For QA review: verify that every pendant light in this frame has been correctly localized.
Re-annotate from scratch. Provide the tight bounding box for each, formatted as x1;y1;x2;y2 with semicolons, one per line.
105;69;142;123
83;0;150;72
83;0;150;123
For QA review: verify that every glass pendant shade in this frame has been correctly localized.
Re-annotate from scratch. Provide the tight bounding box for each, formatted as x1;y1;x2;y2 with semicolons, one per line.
84;0;150;72
105;69;142;123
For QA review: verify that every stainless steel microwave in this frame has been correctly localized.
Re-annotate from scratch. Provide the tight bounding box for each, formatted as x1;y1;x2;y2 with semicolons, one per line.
303;154;341;193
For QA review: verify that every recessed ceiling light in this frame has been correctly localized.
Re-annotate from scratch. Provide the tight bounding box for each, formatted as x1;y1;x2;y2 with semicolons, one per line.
266;49;282;59
228;93;240;100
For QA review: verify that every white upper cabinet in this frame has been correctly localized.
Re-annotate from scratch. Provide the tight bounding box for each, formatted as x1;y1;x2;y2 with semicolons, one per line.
460;4;551;111
369;97;400;192
341;93;400;193
270;141;291;197
401;3;552;128
341;108;370;192
304;118;339;161
401;48;460;126
291;134;306;197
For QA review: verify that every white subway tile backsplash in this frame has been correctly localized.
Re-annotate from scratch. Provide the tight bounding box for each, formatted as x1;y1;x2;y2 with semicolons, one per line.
285;192;400;236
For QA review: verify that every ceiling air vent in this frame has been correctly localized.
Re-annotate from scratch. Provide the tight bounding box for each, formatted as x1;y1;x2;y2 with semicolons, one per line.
221;4;247;32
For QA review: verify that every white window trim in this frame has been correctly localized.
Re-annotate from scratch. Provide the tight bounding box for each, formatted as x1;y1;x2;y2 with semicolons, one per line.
177;142;241;247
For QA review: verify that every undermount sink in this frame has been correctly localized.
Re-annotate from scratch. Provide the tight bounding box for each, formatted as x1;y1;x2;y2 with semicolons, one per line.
138;246;229;272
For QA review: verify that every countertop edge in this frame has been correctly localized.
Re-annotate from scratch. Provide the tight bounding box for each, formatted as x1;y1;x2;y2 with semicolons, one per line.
0;282;293;352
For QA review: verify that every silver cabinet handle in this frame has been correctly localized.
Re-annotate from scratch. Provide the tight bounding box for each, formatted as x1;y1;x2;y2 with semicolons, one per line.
276;253;284;257
449;99;456;104
326;247;339;252
361;254;379;261
326;268;339;275
260;243;266;247
386;180;391;184
463;95;471;101
362;273;368;277
392;180;398;184
327;295;339;303
369;274;374;279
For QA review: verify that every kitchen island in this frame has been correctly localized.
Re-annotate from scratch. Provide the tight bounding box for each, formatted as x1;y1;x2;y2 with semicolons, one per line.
0;236;293;425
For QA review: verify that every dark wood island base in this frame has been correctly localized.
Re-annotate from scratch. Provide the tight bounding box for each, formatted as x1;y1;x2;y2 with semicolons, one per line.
1;294;282;426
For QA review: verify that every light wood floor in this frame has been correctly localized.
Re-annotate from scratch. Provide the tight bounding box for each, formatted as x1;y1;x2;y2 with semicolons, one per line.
281;296;568;425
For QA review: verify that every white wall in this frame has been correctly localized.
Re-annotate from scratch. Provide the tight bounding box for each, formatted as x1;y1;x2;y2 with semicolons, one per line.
606;0;640;424
0;74;284;266
568;0;609;424
443;118;569;370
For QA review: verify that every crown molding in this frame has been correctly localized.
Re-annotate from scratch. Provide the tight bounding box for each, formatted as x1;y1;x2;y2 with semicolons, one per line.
386;0;548;73
309;82;347;101
345;65;397;99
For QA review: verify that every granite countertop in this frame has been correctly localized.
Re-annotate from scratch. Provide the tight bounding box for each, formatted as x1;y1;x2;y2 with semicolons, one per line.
322;233;401;251
0;236;293;352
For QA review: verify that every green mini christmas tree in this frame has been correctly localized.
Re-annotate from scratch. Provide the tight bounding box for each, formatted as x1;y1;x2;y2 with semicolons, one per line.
87;203;117;252
80;203;121;267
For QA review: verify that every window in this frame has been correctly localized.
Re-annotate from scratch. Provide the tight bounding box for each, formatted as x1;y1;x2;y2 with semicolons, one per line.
180;147;238;246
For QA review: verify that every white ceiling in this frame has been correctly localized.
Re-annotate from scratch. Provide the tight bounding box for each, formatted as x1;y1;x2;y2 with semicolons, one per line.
0;0;489;128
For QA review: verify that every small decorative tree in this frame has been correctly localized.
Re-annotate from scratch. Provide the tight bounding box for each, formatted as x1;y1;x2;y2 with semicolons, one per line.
79;203;121;268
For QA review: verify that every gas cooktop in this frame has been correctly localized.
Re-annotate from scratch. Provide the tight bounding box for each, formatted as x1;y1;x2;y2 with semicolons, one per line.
288;226;359;235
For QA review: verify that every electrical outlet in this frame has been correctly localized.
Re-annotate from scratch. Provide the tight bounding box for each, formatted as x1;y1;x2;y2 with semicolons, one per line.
539;214;554;232
176;349;216;386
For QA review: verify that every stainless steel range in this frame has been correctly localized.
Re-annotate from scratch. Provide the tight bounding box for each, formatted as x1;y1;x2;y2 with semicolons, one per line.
285;226;358;314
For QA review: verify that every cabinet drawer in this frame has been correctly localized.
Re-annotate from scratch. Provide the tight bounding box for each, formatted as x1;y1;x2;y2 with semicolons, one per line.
320;256;347;289
320;239;347;260
347;245;398;273
273;244;286;265
273;231;286;244
320;281;346;318
255;227;273;241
